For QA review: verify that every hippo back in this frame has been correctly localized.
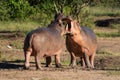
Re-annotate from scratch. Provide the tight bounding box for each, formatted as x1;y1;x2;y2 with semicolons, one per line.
81;26;97;45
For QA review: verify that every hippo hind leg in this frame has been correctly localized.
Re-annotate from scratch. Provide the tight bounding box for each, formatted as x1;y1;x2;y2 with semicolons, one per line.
55;54;62;68
46;56;52;67
35;52;43;70
54;50;62;68
81;57;86;68
24;51;31;70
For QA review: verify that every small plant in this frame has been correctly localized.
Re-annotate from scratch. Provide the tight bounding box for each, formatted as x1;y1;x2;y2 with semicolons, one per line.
10;40;23;49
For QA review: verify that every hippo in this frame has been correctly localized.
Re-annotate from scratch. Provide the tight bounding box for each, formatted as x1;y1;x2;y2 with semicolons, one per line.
64;18;97;68
23;13;67;70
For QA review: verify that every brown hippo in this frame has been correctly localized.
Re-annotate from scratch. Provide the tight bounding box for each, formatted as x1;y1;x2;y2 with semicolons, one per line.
23;13;67;70
64;18;97;68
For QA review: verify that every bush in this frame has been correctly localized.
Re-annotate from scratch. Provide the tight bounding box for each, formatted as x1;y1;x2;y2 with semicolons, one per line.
0;0;10;20
78;6;94;29
0;0;35;21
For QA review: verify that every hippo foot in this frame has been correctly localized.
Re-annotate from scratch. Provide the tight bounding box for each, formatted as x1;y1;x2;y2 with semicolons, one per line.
36;68;43;71
23;66;30;70
36;67;43;70
56;63;62;68
69;64;77;68
87;66;94;69
45;65;49;67
45;64;52;67
82;66;94;71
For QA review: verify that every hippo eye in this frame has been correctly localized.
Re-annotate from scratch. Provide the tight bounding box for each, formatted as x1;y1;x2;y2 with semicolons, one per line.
58;23;63;27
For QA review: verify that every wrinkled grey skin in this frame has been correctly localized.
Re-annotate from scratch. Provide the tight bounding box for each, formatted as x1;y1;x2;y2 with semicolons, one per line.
65;20;97;69
23;13;67;70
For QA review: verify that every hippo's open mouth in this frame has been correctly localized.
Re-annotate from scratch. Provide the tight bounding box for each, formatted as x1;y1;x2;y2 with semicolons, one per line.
62;17;73;35
66;32;74;36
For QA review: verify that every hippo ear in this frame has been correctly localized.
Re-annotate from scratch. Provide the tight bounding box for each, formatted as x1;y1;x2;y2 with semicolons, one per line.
58;19;62;23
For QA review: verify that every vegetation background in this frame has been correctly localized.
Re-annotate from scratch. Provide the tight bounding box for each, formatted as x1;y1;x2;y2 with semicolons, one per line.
0;0;119;34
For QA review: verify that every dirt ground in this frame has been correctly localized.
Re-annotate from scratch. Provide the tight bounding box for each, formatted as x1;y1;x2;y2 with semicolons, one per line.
0;31;120;80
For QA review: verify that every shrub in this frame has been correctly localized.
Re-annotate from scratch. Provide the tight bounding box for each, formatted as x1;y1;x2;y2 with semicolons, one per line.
0;0;35;20
79;6;94;29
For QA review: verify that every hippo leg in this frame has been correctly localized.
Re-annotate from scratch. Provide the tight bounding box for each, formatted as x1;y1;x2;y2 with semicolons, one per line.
89;53;95;68
84;53;92;68
35;53;43;70
46;56;52;67
55;50;62;68
24;51;31;69
70;52;77;67
81;57;85;68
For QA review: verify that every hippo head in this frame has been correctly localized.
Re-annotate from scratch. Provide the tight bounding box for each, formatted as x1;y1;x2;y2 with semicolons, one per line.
63;17;81;36
54;13;67;21
50;13;68;35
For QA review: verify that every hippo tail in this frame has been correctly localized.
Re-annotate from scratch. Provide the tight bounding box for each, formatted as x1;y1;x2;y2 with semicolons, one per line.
29;34;34;48
23;32;34;52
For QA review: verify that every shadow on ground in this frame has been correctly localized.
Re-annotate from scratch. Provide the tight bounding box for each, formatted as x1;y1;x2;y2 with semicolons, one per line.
95;56;120;71
0;56;120;71
94;17;120;27
0;61;24;70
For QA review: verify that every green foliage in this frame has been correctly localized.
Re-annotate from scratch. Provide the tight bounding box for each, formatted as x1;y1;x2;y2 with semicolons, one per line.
0;0;35;20
0;0;10;20
8;0;34;20
0;0;120;32
0;0;119;21
78;6;94;29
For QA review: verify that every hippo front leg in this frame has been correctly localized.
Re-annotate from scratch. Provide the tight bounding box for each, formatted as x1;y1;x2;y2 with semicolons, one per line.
89;53;95;68
70;52;77;67
83;53;92;68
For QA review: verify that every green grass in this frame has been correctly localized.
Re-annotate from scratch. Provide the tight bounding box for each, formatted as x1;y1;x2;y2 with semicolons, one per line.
90;6;120;17
0;21;41;34
110;24;120;29
94;26;120;37
96;32;120;37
